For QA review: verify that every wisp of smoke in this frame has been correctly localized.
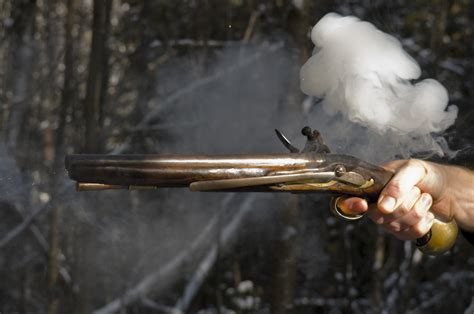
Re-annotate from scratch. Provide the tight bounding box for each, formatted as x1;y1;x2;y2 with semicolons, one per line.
300;13;457;157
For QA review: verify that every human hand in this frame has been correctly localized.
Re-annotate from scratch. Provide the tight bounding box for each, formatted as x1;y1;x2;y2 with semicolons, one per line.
337;159;456;240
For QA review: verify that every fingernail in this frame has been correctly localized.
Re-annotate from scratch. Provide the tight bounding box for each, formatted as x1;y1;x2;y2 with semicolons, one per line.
350;201;366;214
427;212;435;222
379;196;396;212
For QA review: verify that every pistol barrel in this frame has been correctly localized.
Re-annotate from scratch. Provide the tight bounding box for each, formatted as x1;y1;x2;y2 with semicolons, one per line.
65;153;319;188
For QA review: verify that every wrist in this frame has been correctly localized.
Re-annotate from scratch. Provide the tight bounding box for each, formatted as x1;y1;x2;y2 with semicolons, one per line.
440;164;474;231
423;160;449;201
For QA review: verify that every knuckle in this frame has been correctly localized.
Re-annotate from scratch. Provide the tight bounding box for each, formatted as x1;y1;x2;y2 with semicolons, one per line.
412;186;421;197
407;159;429;177
411;224;430;238
388;222;401;232
385;181;403;196
412;197;430;219
406;159;424;170
396;205;409;216
369;213;384;225
411;229;426;238
411;207;425;220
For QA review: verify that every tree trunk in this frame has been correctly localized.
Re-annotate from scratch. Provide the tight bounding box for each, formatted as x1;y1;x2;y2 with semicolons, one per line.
270;197;299;314
40;0;58;167
270;2;314;312
54;0;76;169
84;0;112;153
130;1;156;124
285;0;312;108
4;0;37;157
430;0;450;55
47;1;77;313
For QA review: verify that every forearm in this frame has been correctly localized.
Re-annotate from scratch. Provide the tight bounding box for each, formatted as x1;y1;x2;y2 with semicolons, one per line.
442;164;474;231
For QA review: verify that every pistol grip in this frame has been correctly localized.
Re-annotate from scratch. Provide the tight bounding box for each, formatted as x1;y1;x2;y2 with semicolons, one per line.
416;218;458;255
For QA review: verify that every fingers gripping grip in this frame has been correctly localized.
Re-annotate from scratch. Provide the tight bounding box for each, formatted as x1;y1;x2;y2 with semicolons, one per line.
331;196;458;255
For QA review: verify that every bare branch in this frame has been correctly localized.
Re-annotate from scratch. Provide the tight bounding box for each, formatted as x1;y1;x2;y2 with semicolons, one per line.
294;297;349;308
174;195;257;311
0;203;49;249
141;297;181;314
464;297;474;314
149;39;244;48
384;241;414;311
111;42;285;155
12;204;72;284
94;195;258;314
0;183;73;250
175;246;217;312
242;11;260;43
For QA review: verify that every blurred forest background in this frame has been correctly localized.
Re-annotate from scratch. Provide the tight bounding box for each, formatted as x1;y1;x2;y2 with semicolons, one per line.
0;0;473;313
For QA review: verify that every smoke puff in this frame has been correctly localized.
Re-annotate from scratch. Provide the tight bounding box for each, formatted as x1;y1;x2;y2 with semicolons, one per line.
300;12;458;136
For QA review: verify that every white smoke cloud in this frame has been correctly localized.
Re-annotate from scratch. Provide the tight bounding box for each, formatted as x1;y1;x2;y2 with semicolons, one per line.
300;13;457;141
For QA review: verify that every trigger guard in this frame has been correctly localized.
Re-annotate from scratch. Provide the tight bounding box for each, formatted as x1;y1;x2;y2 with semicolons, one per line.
330;196;365;221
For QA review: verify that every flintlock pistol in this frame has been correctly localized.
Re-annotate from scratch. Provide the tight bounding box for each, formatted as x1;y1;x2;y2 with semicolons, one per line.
65;126;458;255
